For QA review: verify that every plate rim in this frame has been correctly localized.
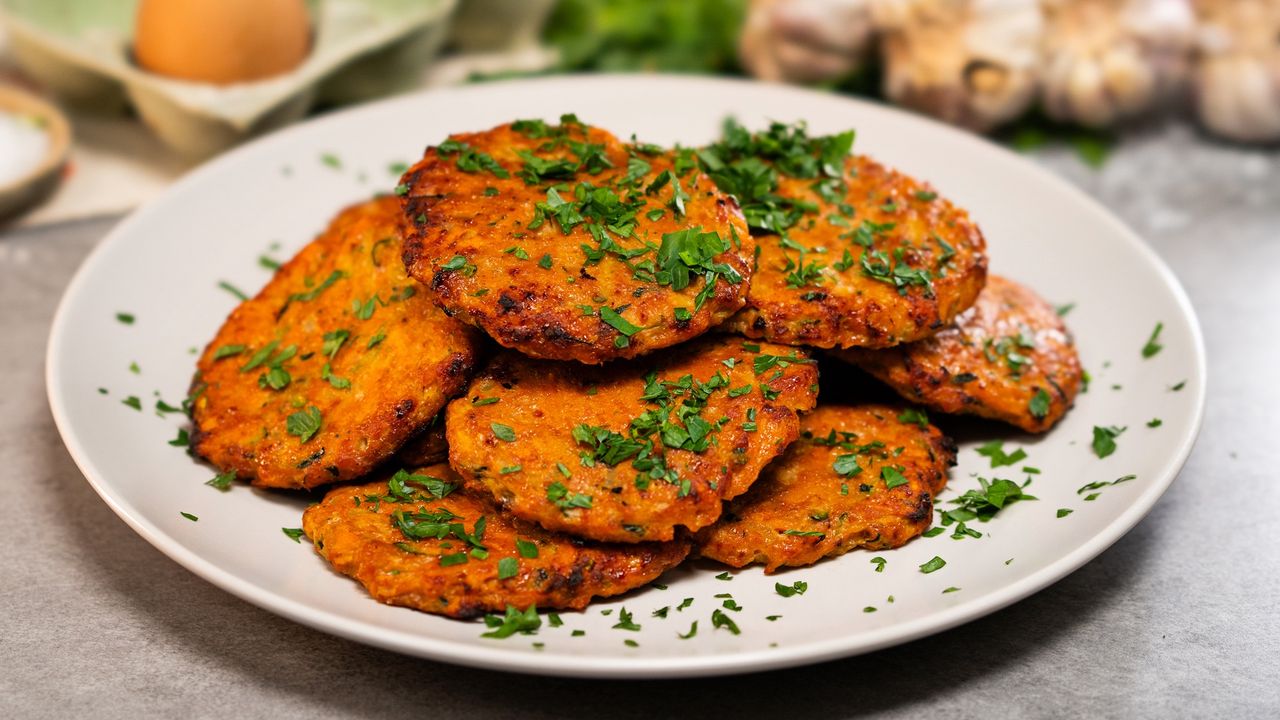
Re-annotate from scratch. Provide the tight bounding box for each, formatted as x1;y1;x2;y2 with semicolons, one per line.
45;73;1208;679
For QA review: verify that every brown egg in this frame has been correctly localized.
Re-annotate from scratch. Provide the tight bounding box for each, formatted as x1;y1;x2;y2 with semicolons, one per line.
134;0;311;85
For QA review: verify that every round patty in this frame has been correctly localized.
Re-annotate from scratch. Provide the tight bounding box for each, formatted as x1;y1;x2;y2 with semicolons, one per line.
703;121;987;348
191;198;482;490
696;405;954;572
302;464;690;618
445;336;820;543
400;117;753;364
836;275;1082;432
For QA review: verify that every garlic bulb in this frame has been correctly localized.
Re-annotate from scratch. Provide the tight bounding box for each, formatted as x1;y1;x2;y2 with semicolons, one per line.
1039;0;1194;128
740;0;876;84
870;0;1042;132
1192;0;1280;142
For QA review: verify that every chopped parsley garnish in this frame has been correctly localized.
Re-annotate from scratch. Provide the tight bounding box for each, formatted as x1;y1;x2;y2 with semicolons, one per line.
281;527;304;543
490;422;517;442
612;607;642;631
441;255;477;277
1091;425;1126;458
218;281;248;301
678;622;698;639
497;557;518;580
1077;474;1136;499
481;604;541;638
940;477;1037;536
180;512;198;522
898;408;929;428
206;471;235;491
1028;388;1052;419
115;312;135;325
881;466;909;489
1056;508;1073;518
975;440;1027;468
919;556;946;574
833;454;863;477
942;587;961;594
121;395;142;411
1141;322;1164;358
546;481;592;509
1147;418;1163;428
775;581;808;597
599;306;643;336
212;344;245;361
870;557;886;572
710;608;741;635
437;139;510;179
168;428;190;447
863;606;877;613
286;406;322;443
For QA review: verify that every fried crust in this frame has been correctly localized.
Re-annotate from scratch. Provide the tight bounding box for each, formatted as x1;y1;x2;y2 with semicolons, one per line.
397;422;450;467
726;154;987;348
446;336;820;543
400;120;753;364
836;275;1082;433
696;405;954;572
191;198;482;489
302;464;690;618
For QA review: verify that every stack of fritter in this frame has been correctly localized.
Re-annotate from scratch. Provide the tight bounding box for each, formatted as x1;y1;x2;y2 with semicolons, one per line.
189;116;1082;619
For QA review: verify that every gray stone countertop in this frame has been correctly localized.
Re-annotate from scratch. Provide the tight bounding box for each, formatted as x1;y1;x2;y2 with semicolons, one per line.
1;121;1277;718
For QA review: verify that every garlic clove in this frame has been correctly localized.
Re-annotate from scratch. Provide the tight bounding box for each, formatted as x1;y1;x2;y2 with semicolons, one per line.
740;0;873;84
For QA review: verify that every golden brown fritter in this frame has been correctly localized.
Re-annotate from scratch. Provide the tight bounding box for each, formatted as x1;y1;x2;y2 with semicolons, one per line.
302;464;690;618
190;198;483;490
397;422;449;467
400;117;754;364
701;121;986;348
697;405;954;573
836;275;1082;433
445;336;820;543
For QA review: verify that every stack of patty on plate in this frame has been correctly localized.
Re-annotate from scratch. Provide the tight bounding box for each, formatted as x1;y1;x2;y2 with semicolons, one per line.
187;115;1082;619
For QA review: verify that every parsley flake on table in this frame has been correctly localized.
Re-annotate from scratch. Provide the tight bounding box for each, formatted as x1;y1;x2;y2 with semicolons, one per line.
115;312;135;325
281;528;304;543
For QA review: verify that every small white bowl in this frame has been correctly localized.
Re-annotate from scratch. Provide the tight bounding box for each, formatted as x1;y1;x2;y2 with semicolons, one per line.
0;84;71;220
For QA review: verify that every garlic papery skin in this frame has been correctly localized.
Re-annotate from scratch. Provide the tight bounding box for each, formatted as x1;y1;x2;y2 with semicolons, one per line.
871;0;1043;132
1192;0;1280;143
1039;0;1195;128
740;0;876;84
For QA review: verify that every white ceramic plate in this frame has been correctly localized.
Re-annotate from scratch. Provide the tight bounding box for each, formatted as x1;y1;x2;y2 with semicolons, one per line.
46;75;1206;678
